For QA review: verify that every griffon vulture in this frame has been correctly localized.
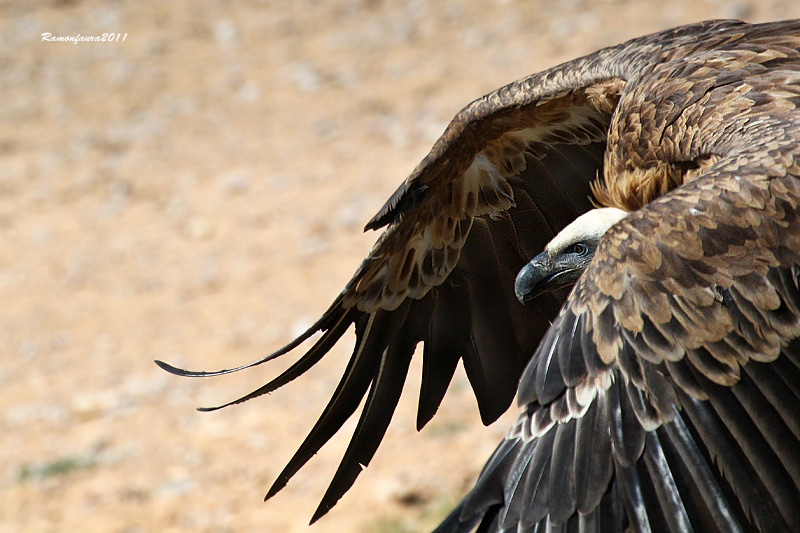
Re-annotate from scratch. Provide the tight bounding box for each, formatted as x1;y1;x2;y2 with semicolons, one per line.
157;19;800;531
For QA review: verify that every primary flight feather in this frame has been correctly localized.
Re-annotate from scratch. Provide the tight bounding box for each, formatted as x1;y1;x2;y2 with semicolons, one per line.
157;19;800;530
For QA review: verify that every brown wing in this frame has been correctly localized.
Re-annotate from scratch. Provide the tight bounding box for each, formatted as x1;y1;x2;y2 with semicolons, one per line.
439;19;800;533
158;79;616;522
155;19;759;522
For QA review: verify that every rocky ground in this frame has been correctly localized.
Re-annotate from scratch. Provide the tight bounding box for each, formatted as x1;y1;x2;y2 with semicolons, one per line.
2;1;800;532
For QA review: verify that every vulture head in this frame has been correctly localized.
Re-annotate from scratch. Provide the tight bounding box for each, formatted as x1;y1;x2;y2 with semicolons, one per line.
515;207;628;304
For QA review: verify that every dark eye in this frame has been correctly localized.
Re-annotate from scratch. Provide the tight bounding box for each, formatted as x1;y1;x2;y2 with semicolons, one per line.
568;243;589;256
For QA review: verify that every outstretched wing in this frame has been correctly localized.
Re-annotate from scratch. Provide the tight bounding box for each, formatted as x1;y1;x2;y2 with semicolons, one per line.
156;19;757;522
438;20;800;533
158;73;619;521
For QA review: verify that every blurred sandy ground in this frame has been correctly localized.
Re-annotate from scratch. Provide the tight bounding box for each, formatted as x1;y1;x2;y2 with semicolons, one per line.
2;1;800;532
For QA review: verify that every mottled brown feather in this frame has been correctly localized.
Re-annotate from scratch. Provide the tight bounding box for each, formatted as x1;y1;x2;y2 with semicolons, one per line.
441;18;800;533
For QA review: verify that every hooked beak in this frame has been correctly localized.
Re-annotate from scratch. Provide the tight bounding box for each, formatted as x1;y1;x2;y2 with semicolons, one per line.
514;251;583;305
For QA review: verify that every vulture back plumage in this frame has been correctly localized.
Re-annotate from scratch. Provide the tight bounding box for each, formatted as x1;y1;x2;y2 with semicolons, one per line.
157;19;800;531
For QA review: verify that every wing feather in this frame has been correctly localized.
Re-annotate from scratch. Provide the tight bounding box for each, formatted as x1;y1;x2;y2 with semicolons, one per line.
640;431;693;532
310;303;418;523
415;284;465;430
681;391;784;532
547;418;578;525
658;415;746;532
264;311;388;500
458;219;526;423
519;430;556;527
496;442;537;529
574;390;613;514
